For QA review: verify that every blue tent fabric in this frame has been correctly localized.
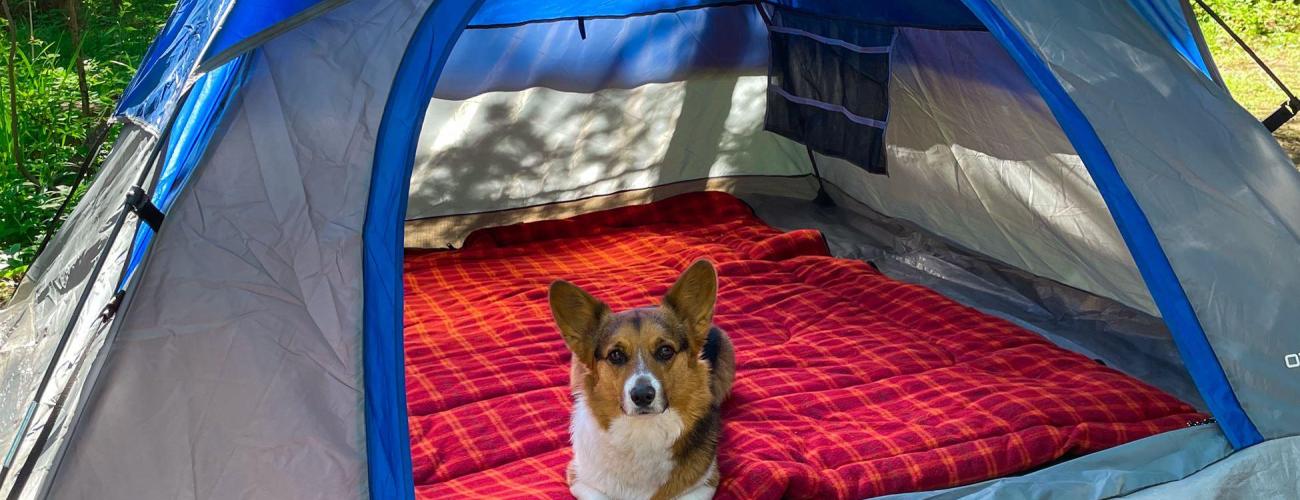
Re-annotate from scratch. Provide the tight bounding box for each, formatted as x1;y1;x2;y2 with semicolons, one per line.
197;0;347;71
468;0;984;30
114;0;232;131
117;0;342;127
768;0;983;30
119;55;253;289
364;0;485;498
468;0;735;26
1128;0;1214;79
961;0;1262;450
436;4;767;100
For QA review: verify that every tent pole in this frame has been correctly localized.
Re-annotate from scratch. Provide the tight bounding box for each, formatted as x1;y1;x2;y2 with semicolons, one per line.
1191;0;1299;131
0;95;183;495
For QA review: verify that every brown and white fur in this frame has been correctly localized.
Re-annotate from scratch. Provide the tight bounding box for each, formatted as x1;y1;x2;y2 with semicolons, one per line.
549;260;735;500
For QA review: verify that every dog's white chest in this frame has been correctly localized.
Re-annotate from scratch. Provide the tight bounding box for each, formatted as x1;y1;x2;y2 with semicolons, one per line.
570;400;685;500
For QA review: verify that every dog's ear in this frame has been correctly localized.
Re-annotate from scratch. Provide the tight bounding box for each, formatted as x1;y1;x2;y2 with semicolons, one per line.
663;260;718;356
549;280;610;366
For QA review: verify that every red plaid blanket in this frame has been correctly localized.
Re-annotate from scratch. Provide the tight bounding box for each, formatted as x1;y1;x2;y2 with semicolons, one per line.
404;192;1204;499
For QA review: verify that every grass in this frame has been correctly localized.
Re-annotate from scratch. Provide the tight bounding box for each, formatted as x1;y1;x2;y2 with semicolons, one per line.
1196;0;1300;167
0;1;1297;304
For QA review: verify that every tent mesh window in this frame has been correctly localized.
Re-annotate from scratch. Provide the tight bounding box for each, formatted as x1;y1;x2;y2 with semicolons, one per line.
765;8;895;174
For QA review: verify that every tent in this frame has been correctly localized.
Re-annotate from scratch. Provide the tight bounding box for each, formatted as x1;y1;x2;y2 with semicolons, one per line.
1;0;1298;497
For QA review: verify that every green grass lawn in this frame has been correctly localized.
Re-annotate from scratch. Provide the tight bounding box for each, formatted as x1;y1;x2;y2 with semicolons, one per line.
1198;0;1300;166
1;1;1298;304
1215;43;1300;166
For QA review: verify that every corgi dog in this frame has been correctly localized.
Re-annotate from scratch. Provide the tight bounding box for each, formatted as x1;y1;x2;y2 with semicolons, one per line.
549;260;735;500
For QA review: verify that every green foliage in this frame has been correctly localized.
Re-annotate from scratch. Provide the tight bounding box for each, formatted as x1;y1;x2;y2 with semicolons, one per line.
1195;0;1300;40
1194;0;1300;166
0;0;174;278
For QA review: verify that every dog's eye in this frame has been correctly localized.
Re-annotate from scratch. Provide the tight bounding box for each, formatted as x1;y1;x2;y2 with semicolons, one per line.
607;350;628;365
655;345;675;362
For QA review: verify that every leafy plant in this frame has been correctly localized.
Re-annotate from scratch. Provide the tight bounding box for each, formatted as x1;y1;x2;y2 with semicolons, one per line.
1195;0;1300;40
0;0;173;295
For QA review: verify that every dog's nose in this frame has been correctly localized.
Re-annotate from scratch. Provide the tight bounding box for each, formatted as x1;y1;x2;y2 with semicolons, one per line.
630;381;656;408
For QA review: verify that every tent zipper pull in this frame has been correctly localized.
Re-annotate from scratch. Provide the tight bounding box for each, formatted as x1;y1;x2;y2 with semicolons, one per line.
577;17;586;40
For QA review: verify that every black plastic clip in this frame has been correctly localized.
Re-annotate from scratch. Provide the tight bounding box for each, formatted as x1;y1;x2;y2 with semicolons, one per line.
1263;97;1300;132
99;290;126;322
577;17;587;40
125;186;164;231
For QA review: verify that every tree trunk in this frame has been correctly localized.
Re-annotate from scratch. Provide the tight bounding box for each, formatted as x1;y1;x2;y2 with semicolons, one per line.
66;0;89;117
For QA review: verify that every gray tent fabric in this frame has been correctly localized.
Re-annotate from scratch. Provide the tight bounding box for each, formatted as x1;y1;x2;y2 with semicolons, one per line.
410;28;1155;320
877;425;1232;500
0;127;153;498
989;0;1300;439
1122;434;1300;499
45;0;434;497
816;27;1154;314
1;0;1296;498
409;74;811;219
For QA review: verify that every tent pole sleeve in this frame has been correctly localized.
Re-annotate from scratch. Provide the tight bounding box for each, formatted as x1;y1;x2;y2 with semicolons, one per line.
362;1;484;498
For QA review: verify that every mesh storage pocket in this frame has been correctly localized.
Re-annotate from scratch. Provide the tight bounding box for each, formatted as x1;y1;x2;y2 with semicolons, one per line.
765;8;894;174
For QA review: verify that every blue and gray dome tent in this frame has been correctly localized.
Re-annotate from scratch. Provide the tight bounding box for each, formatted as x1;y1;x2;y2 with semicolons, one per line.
1;0;1298;498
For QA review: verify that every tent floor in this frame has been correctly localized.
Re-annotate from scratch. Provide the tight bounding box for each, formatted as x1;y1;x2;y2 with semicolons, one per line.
741;188;1204;410
400;191;1205;498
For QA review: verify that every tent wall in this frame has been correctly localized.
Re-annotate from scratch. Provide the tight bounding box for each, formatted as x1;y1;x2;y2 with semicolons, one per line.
196;0;349;72
46;0;437;497
121;55;253;289
816;27;1153;314
465;0;983;30
1128;0;1220;83
407;5;808;219
435;4;768;100
410;22;1152;319
985;0;1300;441
409;75;811;219
0;128;153;498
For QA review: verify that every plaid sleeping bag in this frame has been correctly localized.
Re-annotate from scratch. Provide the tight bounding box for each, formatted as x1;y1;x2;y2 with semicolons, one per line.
403;191;1205;499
